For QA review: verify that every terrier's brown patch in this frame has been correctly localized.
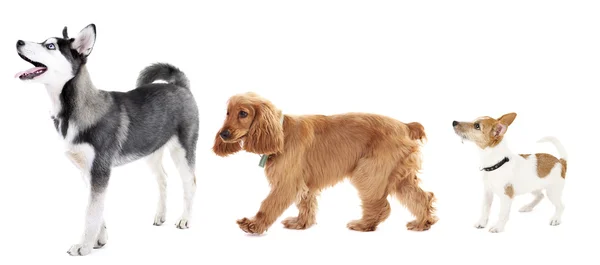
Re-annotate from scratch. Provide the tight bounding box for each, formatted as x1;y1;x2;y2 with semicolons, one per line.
519;154;531;159
504;184;514;198
559;159;567;179
535;153;561;178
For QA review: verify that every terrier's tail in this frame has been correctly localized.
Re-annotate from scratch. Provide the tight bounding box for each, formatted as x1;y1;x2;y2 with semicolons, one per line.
537;136;568;160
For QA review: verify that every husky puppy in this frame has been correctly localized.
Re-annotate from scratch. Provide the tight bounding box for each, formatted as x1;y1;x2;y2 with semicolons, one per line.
15;24;199;256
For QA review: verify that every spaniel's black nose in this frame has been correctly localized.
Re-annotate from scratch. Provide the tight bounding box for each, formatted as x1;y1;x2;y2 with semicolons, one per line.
17;40;25;47
220;130;231;139
452;121;459;127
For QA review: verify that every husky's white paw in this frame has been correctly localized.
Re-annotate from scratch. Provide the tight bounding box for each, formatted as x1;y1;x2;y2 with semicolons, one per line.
67;244;92;256
488;226;504;233
154;213;166;226
519;205;534;212
550;219;561;226
176;218;190;229
94;225;108;249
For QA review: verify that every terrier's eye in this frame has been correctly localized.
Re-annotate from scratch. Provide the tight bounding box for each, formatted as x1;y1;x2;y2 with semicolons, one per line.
474;123;480;130
239;111;248;118
45;43;56;50
226;112;229;116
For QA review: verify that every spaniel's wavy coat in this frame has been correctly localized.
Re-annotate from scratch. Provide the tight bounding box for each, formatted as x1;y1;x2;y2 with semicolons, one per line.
214;92;437;234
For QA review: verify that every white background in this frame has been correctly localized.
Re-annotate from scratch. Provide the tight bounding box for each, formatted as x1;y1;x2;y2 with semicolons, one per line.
0;0;598;264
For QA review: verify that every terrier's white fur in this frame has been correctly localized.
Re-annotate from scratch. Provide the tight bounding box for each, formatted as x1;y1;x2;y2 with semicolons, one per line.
453;113;567;233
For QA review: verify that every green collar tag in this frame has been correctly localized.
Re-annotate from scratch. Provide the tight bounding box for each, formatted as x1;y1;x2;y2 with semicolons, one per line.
258;112;284;168
258;154;269;168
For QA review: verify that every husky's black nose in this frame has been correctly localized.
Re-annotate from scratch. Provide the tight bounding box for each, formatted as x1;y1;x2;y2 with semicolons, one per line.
220;130;231;139
16;40;25;47
452;121;459;127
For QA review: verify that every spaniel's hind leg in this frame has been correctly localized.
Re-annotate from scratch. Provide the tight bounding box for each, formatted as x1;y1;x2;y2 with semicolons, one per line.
392;168;437;231
346;196;391;232
347;158;393;232
282;187;319;230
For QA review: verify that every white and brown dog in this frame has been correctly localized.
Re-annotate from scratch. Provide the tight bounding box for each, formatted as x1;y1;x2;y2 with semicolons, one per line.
452;113;567;233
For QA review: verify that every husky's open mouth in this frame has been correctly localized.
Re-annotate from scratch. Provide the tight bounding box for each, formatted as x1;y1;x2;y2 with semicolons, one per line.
15;53;47;80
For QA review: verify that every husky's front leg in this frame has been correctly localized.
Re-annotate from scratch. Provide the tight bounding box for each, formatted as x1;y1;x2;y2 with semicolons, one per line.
68;164;110;256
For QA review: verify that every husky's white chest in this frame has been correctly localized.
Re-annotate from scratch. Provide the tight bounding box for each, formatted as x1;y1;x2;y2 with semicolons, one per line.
65;144;95;171
59;123;96;173
46;84;63;119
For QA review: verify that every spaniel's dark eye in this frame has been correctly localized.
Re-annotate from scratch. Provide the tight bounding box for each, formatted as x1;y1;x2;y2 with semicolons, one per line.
474;123;480;130
226;112;229;116
239;111;248;118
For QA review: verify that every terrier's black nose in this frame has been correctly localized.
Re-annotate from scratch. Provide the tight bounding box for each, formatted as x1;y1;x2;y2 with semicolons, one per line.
220;130;231;139
17;40;25;47
452;121;459;127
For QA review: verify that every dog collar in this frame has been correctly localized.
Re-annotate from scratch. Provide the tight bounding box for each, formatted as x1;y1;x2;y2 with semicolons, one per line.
258;112;285;168
481;157;510;172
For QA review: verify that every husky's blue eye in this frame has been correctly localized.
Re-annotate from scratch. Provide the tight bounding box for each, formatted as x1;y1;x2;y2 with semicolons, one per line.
45;43;56;50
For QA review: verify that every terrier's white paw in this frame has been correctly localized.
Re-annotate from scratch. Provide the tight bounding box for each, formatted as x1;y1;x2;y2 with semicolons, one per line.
550;219;561;226
488;226;504;233
67;244;92;256
519;205;534;212
176;218;190;229
154;213;166;226
94;225;108;249
474;220;487;229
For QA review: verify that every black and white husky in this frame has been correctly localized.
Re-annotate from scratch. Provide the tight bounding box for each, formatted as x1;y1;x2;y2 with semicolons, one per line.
15;24;200;256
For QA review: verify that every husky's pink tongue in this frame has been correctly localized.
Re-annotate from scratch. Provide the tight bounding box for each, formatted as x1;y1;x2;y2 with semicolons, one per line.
15;67;46;78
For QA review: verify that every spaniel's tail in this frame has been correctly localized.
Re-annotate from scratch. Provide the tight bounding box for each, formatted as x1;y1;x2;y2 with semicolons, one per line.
407;122;426;142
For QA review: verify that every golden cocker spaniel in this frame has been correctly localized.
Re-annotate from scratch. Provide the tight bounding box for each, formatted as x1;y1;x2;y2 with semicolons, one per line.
213;92;437;234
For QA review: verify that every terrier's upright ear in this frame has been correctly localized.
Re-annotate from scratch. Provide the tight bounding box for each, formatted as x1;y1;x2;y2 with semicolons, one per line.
492;123;507;138
72;24;96;57
498;112;517;126
492;112;517;138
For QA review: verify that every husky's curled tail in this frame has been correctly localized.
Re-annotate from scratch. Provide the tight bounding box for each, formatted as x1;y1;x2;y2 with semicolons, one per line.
136;63;190;89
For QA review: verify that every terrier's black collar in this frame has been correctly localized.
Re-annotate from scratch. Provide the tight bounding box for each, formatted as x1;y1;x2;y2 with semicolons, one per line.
481;157;510;172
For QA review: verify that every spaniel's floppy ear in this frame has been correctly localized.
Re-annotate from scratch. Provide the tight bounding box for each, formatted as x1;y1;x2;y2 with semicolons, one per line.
244;103;284;155
213;131;242;157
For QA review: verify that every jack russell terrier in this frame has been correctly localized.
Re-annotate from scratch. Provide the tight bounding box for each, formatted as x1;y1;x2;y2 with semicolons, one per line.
452;112;567;233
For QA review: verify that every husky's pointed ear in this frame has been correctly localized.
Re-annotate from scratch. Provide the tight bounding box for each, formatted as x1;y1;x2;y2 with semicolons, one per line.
72;24;96;57
62;26;69;39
